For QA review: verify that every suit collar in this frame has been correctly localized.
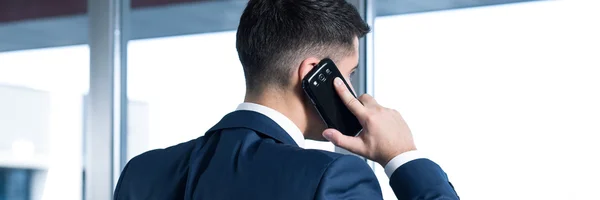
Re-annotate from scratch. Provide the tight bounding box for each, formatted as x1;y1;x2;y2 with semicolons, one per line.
235;103;305;148
207;110;300;147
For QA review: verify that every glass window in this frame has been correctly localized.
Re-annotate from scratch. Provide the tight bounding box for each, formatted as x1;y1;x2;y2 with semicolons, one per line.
126;2;333;160
374;1;599;199
0;45;88;200
0;1;88;199
127;31;245;155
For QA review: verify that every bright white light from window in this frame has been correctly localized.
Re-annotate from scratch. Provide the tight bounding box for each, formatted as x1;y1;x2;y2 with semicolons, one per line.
12;139;35;160
374;1;600;200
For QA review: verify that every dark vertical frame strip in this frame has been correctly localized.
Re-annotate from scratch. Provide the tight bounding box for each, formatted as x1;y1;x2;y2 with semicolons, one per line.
115;0;130;189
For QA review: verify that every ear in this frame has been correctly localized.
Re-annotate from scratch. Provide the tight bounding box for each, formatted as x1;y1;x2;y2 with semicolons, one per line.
298;57;321;81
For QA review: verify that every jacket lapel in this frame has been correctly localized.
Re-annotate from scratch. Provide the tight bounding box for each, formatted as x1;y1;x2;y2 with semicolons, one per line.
206;110;299;147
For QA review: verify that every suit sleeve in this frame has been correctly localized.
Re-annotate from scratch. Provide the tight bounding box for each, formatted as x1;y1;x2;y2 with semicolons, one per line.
314;155;383;200
389;158;460;200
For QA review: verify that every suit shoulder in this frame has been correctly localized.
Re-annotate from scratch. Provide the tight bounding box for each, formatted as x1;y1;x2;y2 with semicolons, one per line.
115;137;203;199
266;144;373;175
129;138;198;166
121;137;201;180
325;154;375;175
299;148;346;161
293;147;368;167
272;144;346;164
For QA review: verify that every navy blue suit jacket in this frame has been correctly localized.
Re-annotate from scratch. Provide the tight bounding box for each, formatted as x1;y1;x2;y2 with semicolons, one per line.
114;110;459;200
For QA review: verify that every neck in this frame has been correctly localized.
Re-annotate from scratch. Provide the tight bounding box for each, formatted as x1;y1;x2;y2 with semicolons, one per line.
244;90;308;136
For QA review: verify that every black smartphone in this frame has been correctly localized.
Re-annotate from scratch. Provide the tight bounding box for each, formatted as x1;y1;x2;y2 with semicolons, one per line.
302;58;363;137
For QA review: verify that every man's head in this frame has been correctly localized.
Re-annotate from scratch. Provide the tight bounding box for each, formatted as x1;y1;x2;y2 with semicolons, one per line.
236;0;370;140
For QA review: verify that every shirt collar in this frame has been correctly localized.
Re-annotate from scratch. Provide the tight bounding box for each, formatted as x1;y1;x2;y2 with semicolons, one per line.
236;102;305;148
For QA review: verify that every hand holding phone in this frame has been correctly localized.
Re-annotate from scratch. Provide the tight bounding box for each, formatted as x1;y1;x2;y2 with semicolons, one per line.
302;58;363;137
322;77;417;166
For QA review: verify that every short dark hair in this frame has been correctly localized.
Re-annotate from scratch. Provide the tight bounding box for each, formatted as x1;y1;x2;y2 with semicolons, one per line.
236;0;370;94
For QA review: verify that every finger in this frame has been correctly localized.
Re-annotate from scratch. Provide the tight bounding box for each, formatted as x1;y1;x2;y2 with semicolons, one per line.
334;77;367;119
323;128;366;155
358;94;378;107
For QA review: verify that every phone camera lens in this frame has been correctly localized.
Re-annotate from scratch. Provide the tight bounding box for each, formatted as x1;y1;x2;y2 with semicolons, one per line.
319;74;326;82
325;69;331;74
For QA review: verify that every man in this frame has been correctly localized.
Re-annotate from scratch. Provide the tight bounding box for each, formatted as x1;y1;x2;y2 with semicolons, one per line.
114;0;459;199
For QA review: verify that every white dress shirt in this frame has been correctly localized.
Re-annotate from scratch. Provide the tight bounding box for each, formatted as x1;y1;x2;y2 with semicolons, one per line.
236;102;424;178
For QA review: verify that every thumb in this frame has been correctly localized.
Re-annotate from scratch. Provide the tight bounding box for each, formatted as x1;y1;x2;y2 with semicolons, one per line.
322;128;366;155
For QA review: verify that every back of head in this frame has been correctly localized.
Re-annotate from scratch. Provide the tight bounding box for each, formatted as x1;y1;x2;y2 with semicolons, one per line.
236;0;370;94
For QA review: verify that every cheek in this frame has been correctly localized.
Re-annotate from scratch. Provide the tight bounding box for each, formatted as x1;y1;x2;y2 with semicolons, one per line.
343;75;358;94
349;84;358;95
342;74;352;84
